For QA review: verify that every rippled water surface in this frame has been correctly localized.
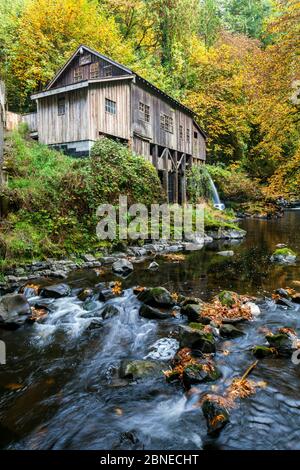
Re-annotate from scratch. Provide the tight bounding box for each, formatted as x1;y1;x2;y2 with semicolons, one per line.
1;211;300;450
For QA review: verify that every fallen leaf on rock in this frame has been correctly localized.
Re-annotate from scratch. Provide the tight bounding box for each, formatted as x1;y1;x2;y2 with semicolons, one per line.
5;383;23;391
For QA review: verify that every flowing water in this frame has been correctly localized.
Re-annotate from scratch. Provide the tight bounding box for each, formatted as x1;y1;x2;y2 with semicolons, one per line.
208;175;225;211
1;211;300;450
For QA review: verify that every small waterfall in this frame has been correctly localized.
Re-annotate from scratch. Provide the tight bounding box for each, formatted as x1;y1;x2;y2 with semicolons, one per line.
208;174;225;210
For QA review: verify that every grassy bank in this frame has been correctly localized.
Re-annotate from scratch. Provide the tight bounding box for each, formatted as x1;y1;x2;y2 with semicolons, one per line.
0;131;239;270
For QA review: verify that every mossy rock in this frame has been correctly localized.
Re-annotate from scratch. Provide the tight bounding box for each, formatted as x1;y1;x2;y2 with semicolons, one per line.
220;324;244;338
202;397;230;436
183;363;222;389
137;287;175;308
179;325;215;353
181;303;205;322
119;360;162;381
271;248;297;263
218;291;236;308
252;345;276;359
266;333;296;356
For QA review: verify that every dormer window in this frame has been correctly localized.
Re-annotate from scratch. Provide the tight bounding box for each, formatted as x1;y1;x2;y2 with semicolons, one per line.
74;66;83;82
103;65;113;77
90;62;100;79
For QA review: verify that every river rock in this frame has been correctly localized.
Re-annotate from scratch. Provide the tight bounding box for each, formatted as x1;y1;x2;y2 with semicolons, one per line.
112;259;133;275
218;291;236;308
181;303;206;322
217;251;234;257
139;303;172;320
179;325;216;353
207;229;246;240
202;396;230;435
275;297;295;309
252;345;276;358
271;248;297;264
266;332;298;356
40;283;70;299
183;362;221;389
77;287;94;302
82;254;97;262
0;293;31;329
275;288;291;299
148;261;159;271
245;301;261;317
219;324;244;338
119;360;162;380
144;338;179;361
98;288;115;302
137;287;175;308
102;304;119;319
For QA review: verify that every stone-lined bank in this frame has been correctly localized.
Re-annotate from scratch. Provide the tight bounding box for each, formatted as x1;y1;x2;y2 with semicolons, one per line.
0;229;246;293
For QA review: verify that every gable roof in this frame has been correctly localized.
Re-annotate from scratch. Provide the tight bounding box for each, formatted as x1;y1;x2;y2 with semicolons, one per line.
42;45;206;138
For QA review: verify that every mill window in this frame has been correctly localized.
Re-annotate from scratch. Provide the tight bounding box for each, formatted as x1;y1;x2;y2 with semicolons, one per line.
90;62;100;79
57;96;65;115
160;113;174;134
179;125;183;140
105;98;116;115
74;66;83;82
104;65;113;77
139;102;150;123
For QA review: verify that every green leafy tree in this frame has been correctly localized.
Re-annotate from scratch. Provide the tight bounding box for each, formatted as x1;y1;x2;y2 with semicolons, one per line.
199;0;222;48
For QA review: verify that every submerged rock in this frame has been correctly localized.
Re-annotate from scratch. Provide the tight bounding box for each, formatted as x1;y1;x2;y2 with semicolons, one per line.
202;396;230;435
119;360;162;380
101;304;119;319
179;324;216;353
0;293;31;329
137;287;175;308
139;303;172;320
252;345;276;359
112;259;133;276
40;283;70;299
219;324;244;338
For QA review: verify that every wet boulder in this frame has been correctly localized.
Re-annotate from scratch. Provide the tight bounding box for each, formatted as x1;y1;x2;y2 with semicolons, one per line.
139;303;172;320
179;324;216;353
119;359;162;381
202;396;230;435
266;331;298;356
137;287;175;308
271;248;297;264
148;261;159;271
0;293;31;329
219;324;244;339
77;287;94;302
40;283;70;299
98;288;115;302
113;430;145;450
183;362;221;389
101;304;119;319
181;303;207;323
112;259;133;276
252;345;276;359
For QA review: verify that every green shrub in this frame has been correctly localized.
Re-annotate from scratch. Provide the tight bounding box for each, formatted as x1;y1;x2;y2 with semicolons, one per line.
187;165;213;203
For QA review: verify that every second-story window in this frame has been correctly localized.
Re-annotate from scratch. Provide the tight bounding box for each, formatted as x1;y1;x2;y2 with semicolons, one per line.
74;66;83;82
57;96;65;115
139;102;150;123
179;125;183;140
90;62;100;79
104;65;113;77
105;98;116;115
160;113;174;134
186;128;190;143
194;131;198;139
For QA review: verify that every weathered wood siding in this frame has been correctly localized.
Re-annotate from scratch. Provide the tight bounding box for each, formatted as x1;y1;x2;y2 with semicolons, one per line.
53;52;130;89
22;112;38;132
131;82;194;155
88;82;131;141
37;88;89;144
192;123;206;161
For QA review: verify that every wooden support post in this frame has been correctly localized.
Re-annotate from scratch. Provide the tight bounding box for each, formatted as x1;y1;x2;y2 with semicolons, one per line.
152;144;158;169
163;148;169;201
181;154;187;205
174;150;179;203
